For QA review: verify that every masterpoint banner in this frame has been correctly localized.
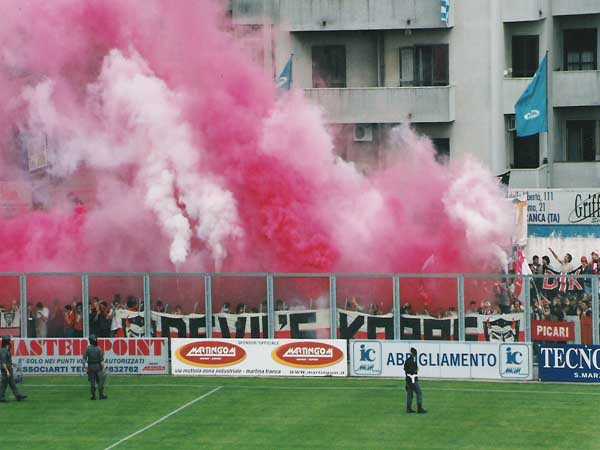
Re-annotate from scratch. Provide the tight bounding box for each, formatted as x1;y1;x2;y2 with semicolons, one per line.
12;338;169;375
349;341;532;380
171;338;347;377
538;344;600;382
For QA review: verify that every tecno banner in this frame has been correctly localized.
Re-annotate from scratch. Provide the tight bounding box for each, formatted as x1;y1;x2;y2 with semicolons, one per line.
171;339;347;377
349;341;533;381
12;338;169;375
538;344;600;382
532;321;575;342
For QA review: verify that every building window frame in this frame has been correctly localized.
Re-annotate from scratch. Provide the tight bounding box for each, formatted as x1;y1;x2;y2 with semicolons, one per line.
565;120;598;162
399;44;449;87
511;35;539;78
563;28;597;71
312;45;347;88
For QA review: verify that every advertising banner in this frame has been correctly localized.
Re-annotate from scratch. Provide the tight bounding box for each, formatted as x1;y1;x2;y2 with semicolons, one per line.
171;338;347;377
349;341;532;380
532;321;575;342
12;338;169;375
538;344;600;382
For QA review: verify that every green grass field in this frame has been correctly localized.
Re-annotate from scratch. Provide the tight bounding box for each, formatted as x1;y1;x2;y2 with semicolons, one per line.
1;376;599;450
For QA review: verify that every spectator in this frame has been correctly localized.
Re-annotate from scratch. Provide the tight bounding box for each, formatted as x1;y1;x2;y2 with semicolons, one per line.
110;297;123;337
97;302;111;337
529;255;541;275
235;303;247;314
74;303;84;337
447;306;458;318
531;299;543;320
275;299;288;311
401;303;413;315
89;297;100;336
64;305;76;337
510;299;524;313
591;251;600;274
550;297;564;321
154;301;165;313
549;248;573;273
220;302;231;314
580;256;593;299
35;302;49;338
174;305;183;315
467;301;478;314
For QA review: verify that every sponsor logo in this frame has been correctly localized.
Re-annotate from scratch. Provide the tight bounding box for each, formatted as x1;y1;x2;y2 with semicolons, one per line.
499;343;529;378
272;342;344;369
175;341;246;368
352;341;382;375
524;110;540;120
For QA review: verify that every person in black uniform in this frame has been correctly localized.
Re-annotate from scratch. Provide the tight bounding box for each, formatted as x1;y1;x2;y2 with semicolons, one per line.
0;336;26;402
404;347;426;414
82;335;107;400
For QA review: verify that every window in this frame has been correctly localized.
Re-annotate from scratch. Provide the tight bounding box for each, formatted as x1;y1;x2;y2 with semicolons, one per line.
513;134;539;169
312;45;346;88
564;29;597;71
432;138;450;162
566;120;596;161
399;45;449;86
512;35;539;77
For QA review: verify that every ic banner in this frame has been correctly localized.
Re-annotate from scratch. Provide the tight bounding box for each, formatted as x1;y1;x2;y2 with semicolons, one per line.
349;341;533;380
171;338;347;377
538;344;600;382
12;338;169;375
532;321;575;342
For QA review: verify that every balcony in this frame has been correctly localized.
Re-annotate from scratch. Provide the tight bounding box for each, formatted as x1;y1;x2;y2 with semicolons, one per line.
502;0;545;22
502;77;532;114
553;162;600;188
551;0;600;16
304;86;455;123
553;71;600;107
508;165;548;189
279;0;453;31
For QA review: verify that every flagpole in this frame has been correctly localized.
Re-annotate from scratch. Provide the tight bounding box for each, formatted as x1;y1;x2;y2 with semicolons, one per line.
544;50;551;188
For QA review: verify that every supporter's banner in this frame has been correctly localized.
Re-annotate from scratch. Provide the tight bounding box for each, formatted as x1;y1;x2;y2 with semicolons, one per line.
541;266;584;294
151;310;524;342
350;341;532;380
114;309;146;337
12;338;168;375
538;344;600;383
0;309;20;329
532;320;575;342
171;338;347;377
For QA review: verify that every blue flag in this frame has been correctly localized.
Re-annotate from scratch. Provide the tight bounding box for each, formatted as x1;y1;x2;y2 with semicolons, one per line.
441;0;450;24
515;55;548;137
277;55;293;92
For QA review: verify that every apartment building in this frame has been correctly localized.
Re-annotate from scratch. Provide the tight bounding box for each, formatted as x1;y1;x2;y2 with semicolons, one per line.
231;0;600;188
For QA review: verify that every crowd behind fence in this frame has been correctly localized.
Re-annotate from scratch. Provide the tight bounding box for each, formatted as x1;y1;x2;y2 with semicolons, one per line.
0;272;598;345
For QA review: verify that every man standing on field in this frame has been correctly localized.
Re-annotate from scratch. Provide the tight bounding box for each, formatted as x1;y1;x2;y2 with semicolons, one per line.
404;347;426;414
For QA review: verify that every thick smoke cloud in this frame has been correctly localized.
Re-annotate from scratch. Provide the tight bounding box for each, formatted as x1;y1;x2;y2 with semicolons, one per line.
0;0;513;310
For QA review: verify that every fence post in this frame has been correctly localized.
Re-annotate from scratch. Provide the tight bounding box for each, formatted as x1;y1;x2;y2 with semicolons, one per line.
524;275;531;342
329;275;337;340
143;274;151;337
393;276;400;340
82;274;89;338
19;274;27;338
457;275;465;341
205;275;212;338
593;276;599;346
267;274;274;339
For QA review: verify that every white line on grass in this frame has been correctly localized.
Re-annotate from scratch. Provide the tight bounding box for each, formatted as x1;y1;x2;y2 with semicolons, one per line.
103;385;222;450
25;384;600;396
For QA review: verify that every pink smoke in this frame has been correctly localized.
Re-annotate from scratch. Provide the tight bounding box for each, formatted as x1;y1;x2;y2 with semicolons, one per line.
0;0;513;311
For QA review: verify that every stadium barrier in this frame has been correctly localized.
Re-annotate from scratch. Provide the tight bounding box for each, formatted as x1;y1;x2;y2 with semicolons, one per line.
171;338;347;377
538;344;600;383
12;338;169;375
349;340;533;381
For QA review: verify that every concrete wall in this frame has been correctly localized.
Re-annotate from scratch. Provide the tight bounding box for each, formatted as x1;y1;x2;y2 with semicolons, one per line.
502;0;545;22
553;71;600;107
552;0;600;16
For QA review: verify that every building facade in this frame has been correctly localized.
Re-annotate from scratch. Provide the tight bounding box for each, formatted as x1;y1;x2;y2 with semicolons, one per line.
231;0;600;188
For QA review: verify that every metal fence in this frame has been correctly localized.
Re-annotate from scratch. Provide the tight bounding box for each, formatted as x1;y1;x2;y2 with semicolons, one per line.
1;272;598;344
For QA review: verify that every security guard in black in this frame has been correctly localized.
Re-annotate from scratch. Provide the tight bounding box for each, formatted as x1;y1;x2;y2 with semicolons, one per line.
404;347;426;414
83;335;106;400
0;336;26;402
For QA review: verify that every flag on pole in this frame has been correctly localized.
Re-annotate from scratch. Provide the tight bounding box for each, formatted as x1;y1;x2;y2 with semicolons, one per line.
441;0;450;24
276;55;293;92
515;55;548;137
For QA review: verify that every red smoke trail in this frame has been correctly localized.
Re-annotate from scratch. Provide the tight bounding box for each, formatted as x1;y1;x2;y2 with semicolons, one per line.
0;0;512;312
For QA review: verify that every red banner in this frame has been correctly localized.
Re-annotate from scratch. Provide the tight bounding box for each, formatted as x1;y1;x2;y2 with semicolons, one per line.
532;320;575;342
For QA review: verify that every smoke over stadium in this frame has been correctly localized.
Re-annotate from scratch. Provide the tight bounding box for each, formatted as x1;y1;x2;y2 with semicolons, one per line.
0;0;512;308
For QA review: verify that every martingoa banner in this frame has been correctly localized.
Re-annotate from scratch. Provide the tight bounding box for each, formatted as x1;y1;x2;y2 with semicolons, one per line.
538;344;600;383
349;341;533;380
171;339;347;377
11;338;169;375
142;310;526;342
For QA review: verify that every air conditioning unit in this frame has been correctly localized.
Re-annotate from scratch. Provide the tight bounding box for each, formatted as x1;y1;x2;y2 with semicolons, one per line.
353;124;374;142
507;116;516;132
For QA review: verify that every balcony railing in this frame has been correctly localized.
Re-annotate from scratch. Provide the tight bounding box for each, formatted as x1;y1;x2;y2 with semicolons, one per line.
502;0;545;22
551;0;600;16
304;86;455;123
552;70;600;108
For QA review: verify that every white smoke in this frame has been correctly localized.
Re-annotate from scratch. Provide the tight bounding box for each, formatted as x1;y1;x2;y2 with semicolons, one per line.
20;49;242;266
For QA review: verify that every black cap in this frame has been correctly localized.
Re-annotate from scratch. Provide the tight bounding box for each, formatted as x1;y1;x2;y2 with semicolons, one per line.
2;336;11;346
410;347;417;356
89;335;98;345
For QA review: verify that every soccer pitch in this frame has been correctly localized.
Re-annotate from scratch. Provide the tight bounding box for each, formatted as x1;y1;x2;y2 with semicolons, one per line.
2;377;599;450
